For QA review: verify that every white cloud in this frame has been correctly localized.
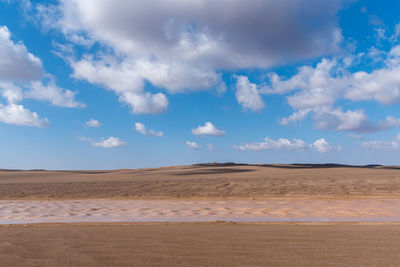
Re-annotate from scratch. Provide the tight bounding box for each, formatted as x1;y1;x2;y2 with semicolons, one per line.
24;80;85;108
135;60;224;94
235;76;264;112
263;58;341;95
279;109;311;125
312;138;341;153
343;66;400;105
186;141;200;150
287;88;336;111
192;122;225;137
0;25;83;127
257;43;400;133
234;137;307;151
85;118;101;127
362;133;400;150
92;137;126;148
71;58;169;114
42;0;344;68
312;138;331;153
79;136;126;148
118;91;168;115
0;103;49;127
68;44;221;114
311;107;377;133
279;106;400;133
382;116;400;129
35;0;347;114
134;122;163;137
148;130;164;138
0;26;43;82
0;83;23;103
134;123;147;135
235;136;339;153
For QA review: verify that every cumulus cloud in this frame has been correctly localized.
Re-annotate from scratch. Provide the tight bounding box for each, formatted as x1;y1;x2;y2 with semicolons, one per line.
118;92;168;115
41;0;345;67
311;107;378;133
0;103;49;127
235;76;264;112
134;122;163;137
79;136;126;148
92;137;126;148
0;82;23;103
24;80;85;108
35;0;347;114
0;25;83;127
255;40;400;133
70;57;173;114
234;137;307;151
0;26;43;81
192;122;225;137
312;138;342;153
186;141;200;150
85;118;101;127
234;137;339;153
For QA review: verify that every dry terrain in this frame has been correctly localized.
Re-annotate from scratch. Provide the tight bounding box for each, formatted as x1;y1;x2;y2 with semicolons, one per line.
1;163;400;200
2;163;400;266
1;223;400;266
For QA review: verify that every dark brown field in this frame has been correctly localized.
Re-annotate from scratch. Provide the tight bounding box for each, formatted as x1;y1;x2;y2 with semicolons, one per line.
1;163;400;200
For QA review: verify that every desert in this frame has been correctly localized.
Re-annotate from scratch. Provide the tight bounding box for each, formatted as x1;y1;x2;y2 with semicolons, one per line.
2;164;400;266
2;163;400;200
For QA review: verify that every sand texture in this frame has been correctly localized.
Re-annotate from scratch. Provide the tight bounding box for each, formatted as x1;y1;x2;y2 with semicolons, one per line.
2;198;400;224
1;223;400;266
1;164;400;200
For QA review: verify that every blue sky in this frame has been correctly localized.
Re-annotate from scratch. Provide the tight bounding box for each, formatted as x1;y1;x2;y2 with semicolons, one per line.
1;0;400;169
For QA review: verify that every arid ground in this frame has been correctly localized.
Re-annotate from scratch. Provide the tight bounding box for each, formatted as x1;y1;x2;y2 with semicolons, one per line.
1;163;400;200
2;163;400;266
2;223;400;266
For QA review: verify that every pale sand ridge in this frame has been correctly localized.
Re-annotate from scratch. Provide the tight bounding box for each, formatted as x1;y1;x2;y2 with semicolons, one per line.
2;198;400;224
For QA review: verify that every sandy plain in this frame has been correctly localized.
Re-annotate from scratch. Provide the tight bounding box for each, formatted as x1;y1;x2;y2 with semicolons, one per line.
2;163;400;266
2;223;400;266
1;163;400;200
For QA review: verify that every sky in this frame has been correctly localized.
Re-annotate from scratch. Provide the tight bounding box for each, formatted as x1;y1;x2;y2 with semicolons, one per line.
1;0;400;169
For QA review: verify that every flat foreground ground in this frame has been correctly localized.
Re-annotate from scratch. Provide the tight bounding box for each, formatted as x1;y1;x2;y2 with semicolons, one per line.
1;164;400;199
1;223;400;266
